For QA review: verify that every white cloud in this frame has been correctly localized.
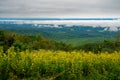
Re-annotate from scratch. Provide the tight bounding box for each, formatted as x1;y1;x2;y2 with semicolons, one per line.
1;19;120;31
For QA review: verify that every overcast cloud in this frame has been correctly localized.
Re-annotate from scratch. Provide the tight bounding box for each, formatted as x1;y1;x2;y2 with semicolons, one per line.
0;0;120;18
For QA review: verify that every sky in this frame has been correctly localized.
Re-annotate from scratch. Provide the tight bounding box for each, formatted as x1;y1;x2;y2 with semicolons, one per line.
0;0;120;18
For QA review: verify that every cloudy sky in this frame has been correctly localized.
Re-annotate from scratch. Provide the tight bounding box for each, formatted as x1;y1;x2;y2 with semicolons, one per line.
0;0;120;18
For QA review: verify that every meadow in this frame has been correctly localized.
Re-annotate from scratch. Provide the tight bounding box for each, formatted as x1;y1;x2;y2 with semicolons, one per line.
60;37;114;46
0;47;120;80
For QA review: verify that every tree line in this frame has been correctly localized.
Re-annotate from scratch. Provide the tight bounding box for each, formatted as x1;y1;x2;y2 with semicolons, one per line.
0;29;72;53
76;35;120;53
0;29;120;53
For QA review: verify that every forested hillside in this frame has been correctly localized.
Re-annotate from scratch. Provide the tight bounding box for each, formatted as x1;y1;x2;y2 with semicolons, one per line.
0;29;120;53
0;29;72;52
0;23;120;40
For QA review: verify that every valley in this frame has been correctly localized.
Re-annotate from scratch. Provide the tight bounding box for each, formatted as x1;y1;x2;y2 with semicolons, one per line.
0;19;120;46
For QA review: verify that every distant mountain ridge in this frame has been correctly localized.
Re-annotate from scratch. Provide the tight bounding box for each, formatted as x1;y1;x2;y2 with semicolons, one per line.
0;19;120;40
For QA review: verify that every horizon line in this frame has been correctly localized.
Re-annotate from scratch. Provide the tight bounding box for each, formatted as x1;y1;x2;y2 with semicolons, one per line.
0;17;119;20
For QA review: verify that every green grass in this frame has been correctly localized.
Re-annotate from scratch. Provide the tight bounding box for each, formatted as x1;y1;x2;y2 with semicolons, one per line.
60;37;114;46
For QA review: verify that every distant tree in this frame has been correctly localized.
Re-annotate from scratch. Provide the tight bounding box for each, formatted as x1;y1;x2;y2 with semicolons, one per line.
35;34;42;41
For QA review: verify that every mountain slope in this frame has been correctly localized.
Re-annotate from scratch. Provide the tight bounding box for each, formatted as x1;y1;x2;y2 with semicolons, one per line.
0;23;120;39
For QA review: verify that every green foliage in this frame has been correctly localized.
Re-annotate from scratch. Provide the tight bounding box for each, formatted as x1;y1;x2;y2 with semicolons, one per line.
77;39;120;53
0;48;120;80
1;28;120;79
0;28;120;53
0;29;73;52
60;37;114;46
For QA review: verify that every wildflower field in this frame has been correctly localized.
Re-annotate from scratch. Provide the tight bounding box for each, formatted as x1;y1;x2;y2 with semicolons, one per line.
0;47;120;80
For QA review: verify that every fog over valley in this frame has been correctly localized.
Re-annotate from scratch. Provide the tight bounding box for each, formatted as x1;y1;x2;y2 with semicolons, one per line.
0;19;120;31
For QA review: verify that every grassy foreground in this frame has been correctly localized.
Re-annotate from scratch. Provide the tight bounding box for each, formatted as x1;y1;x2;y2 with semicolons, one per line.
0;47;120;80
